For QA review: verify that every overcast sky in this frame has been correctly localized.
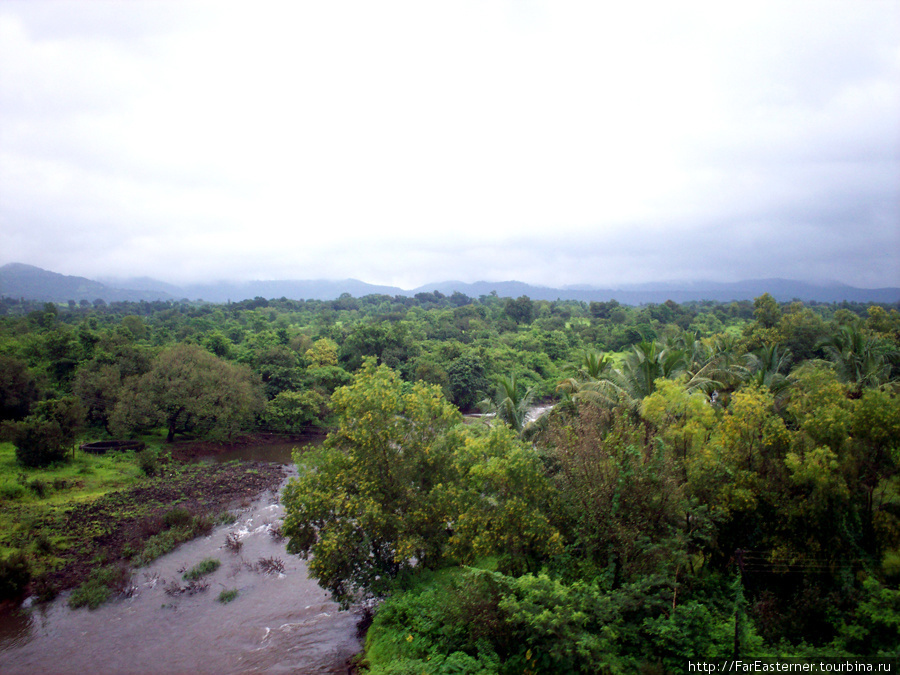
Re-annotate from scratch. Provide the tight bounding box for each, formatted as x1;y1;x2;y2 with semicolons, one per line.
1;1;898;289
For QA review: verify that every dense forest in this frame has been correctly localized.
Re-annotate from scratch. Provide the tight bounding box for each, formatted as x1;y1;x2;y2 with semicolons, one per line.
1;290;899;671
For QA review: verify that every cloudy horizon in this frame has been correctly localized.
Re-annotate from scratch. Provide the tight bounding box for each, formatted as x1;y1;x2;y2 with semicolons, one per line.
1;1;898;289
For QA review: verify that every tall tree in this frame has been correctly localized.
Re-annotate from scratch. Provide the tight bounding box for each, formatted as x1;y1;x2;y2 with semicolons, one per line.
110;343;264;442
282;360;559;606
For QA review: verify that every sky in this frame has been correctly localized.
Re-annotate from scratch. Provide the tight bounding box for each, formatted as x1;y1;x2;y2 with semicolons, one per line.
1;1;898;290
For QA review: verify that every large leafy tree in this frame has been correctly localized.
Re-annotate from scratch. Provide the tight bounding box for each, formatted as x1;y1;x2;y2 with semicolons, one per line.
2;396;85;467
283;360;463;605
110;343;264;442
0;355;42;421
282;360;559;607
446;354;489;411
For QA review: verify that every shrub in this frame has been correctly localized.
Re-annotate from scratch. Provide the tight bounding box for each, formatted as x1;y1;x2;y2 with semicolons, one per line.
5;417;68;468
182;558;220;581
135;448;160;477
134;529;181;566
0;551;31;600
190;513;213;537
68;565;131;610
28;478;48;498
33;532;54;554
163;507;193;530
217;511;238;526
0;479;26;500
217;588;239;604
256;557;285;575
68;578;111;610
4;397;84;468
165;579;209;596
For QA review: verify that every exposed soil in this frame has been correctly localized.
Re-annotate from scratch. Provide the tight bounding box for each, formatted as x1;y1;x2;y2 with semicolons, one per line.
32;458;288;598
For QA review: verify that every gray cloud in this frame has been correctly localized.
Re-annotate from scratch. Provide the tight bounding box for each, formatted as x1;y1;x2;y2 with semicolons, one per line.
1;1;898;289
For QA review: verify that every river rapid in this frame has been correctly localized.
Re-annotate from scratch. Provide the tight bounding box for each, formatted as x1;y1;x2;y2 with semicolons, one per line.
0;462;362;674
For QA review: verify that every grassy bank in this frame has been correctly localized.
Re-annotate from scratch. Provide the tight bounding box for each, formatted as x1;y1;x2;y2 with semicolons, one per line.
0;440;286;604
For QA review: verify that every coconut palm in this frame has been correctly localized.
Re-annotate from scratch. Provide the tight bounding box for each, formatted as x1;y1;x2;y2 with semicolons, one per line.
820;325;897;392
479;374;535;433
561;340;690;410
572;350;614;381
678;332;750;394
747;343;794;404
556;350;613;401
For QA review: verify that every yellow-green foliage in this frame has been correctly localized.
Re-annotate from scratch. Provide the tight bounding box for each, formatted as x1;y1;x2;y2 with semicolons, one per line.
304;338;339;367
641;377;717;458
282;360;561;607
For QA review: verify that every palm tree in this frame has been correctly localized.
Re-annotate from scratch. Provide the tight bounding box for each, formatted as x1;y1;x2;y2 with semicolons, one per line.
572;350;614;381
479;374;535;433
621;340;688;401
556;350;613;402
747;343;793;404
561;340;692;410
678;332;750;395
820;325;897;392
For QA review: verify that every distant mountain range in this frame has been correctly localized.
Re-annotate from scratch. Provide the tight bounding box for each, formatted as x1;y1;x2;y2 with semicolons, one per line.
1;263;898;305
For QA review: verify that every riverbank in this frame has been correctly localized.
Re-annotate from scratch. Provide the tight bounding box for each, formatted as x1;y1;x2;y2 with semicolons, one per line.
0;472;361;674
39;460;288;597
0;438;288;602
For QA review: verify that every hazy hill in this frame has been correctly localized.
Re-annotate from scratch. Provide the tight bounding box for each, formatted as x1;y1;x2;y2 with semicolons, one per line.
0;263;177;303
2;263;898;305
413;279;900;304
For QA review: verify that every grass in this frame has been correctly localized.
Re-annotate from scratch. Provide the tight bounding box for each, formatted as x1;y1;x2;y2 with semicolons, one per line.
217;588;239;604
0;440;148;564
0;437;285;607
68;565;130;610
132;513;215;567
183;557;221;581
0;440;147;505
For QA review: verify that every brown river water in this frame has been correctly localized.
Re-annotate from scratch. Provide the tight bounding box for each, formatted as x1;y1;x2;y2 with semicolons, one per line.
0;444;362;675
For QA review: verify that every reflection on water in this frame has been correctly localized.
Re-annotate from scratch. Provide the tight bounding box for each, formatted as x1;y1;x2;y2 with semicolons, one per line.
0;455;360;674
206;441;300;464
0;604;36;651
205;433;323;464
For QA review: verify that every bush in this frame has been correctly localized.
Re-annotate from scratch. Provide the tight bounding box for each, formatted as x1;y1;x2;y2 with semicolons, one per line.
190;513;214;537
3;397;84;468
133;529;181;566
224;532;243;554
183;558;220;581
68;578;111;610
0;479;26;500
163;507;193;530
4;417;68;468
217;588;239;604
68;565;130;610
135;448;160;477
0;551;31;600
28;478;48;498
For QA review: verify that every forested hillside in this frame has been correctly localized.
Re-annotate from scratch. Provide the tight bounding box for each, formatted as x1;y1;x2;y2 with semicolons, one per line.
1;290;898;670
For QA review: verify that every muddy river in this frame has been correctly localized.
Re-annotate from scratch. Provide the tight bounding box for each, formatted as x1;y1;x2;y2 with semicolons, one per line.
0;446;362;674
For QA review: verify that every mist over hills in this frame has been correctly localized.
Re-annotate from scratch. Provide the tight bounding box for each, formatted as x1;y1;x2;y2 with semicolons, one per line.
1;263;898;306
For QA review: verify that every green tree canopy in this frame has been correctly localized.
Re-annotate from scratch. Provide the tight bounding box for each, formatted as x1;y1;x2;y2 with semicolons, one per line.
110;343;264;442
282;360;559;607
